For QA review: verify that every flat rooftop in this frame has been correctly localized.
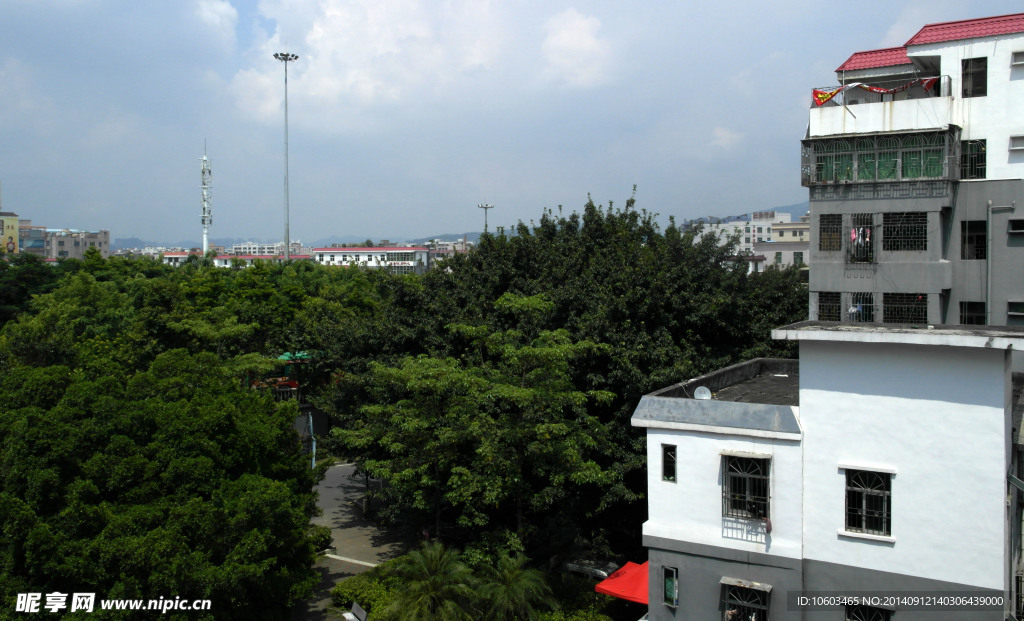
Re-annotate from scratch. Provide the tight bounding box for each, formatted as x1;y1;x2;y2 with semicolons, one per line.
773;321;1024;350
648;358;799;406
632;359;801;439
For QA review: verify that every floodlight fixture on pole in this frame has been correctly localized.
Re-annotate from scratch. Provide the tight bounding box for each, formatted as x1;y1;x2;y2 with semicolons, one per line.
275;52;299;260
478;203;494;234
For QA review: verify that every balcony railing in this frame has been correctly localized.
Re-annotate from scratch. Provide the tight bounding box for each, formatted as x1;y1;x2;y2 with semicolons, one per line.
810;75;949;108
801;128;962;187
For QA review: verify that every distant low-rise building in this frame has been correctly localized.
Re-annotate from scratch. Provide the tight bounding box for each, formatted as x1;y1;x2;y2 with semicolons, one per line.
18;225;111;259
312;246;430;275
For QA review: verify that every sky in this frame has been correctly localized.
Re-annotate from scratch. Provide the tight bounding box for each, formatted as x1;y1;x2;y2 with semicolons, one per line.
1;0;1022;245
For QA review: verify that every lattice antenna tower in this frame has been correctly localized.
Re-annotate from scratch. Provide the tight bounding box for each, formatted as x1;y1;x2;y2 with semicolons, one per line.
200;145;212;254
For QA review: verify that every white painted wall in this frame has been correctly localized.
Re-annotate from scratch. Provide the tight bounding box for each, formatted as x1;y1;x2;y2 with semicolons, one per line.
643;428;803;560
910;34;1024;181
809;96;951;138
799;340;1010;589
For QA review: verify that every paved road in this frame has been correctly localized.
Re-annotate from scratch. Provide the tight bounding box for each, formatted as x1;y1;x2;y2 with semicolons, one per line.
291;463;416;621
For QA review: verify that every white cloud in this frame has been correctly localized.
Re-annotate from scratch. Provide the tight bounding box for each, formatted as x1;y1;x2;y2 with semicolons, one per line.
230;0;506;130
710;127;742;149
195;0;238;44
541;8;610;88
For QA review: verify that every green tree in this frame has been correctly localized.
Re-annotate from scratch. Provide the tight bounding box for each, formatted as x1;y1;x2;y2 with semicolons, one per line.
380;541;477;621
477;552;555;620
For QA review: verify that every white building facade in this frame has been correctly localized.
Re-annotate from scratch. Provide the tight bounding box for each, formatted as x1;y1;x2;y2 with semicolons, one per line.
634;323;1024;620
312;246;430;274
804;13;1024;326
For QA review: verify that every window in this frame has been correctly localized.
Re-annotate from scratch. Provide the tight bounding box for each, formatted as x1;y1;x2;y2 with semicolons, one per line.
663;567;678;607
662;444;676;482
745;226;750;233
848;214;874;263
1009;219;1024;234
961;221;986;259
962;57;987;97
882;212;927;252
745;237;750;244
846;604;892;621
819;214;842;251
774;252;782;264
959;301;986;325
722;456;769;520
793;252;804;265
848;292;874;322
961;139;986;179
818;291;841;321
1010;302;1024;316
845;470;891;536
1014;51;1024;66
777;231;784;237
1010;136;1024;151
722;583;769;621
883;293;927;324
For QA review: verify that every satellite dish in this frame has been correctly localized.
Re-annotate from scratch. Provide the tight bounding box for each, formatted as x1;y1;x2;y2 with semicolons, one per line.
694;386;712;400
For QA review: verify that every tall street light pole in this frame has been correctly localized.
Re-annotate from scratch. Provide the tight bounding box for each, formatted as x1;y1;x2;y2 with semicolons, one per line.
274;52;299;260
478;203;494;234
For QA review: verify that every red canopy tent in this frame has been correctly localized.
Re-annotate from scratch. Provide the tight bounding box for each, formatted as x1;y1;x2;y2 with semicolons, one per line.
594;561;648;605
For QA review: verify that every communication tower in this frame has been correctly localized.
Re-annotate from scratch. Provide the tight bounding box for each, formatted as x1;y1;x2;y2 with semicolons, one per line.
200;148;212;254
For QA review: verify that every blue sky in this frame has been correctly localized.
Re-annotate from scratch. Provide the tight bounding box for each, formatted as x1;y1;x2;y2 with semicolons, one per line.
1;0;1021;243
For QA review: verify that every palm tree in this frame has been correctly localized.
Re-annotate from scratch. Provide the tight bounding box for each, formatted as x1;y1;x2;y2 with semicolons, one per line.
477;552;555;620
381;541;477;621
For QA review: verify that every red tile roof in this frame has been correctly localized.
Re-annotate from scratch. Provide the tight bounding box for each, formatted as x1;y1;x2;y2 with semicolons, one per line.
836;47;912;72
905;12;1024;46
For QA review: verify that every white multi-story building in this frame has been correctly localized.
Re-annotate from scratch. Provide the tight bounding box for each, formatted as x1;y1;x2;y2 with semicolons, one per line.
692;211;793;254
312;246;430;275
804;13;1024;326
634;322;1024;620
230;241;311;256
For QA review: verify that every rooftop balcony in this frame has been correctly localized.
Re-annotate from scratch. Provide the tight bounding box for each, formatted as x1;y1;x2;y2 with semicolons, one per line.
808;76;952;138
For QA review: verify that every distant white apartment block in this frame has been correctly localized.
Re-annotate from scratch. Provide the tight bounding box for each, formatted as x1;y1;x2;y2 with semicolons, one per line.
312;246;430;274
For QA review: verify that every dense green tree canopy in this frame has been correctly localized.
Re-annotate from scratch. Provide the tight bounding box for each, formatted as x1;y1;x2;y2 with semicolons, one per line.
0;195;806;616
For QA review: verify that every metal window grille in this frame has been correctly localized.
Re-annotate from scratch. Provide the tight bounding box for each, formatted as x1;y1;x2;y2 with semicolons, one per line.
803;131;951;185
961;139;986;179
960;220;986;259
723;585;769;621
818;292;841;321
962;57;987;98
845;470;891;536
1016;573;1024;617
847;214;874;263
959;301;986;325
848;292;875;322
819;214;842;251
882;212;927;252
846;604;892;621
883;292;927;323
723;456;769;519
662;445;676;482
